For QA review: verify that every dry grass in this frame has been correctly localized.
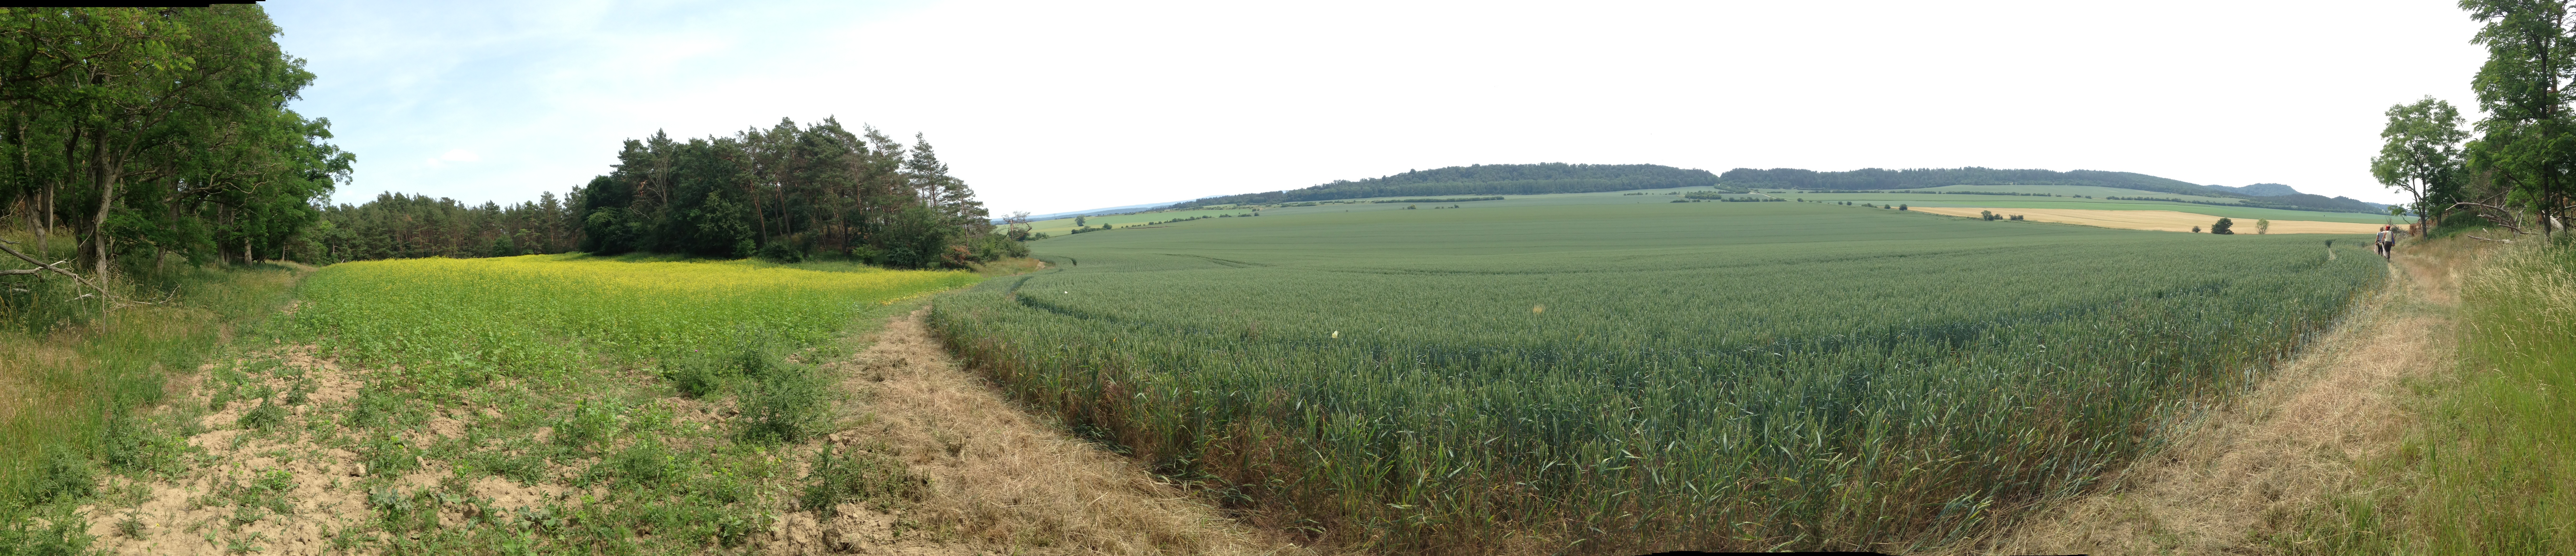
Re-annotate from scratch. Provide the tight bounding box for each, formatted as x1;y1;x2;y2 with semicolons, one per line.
1909;207;2391;234
1977;235;2484;555
788;308;1307;556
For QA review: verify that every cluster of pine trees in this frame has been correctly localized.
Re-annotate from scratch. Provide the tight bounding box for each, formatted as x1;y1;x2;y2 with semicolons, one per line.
0;6;351;274
571;118;1017;268
306;118;1020;269
303;192;580;262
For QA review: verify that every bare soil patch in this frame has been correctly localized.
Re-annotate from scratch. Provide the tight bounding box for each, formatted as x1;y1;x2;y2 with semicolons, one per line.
1910;207;2389;234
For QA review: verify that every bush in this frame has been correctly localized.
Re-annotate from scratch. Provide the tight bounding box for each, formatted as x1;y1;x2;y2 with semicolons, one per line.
758;242;805;263
737;359;831;444
33;445;93;503
2212;218;2236;235
552;399;622;450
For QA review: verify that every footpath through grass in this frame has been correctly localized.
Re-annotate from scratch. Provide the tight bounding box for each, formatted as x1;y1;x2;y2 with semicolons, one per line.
935;200;2386;554
2288;237;2576;555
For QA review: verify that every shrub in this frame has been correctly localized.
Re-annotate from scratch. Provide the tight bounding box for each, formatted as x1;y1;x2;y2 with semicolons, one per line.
33;445;93;503
2212;218;2235;235
758;242;805;263
737;359;831;444
552;399;621;450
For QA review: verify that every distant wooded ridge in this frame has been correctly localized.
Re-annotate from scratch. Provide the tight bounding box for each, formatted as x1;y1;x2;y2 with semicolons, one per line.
1152;164;2383;215
1719;167;2387;214
1170;163;1719;208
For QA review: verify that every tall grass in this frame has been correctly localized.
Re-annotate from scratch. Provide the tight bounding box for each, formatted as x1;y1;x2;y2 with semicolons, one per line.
0;232;304;504
927;204;2384;553
2287;238;2576;555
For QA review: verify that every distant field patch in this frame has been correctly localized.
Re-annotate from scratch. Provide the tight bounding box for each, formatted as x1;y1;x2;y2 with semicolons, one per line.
1911;206;2389;233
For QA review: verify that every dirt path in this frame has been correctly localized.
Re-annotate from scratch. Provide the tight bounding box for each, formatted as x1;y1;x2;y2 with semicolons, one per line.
783;308;1305;555
1986;241;2471;555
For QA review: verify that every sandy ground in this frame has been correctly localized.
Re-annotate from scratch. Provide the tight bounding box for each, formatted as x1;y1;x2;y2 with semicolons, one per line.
1909;207;2391;234
1979;239;2467;555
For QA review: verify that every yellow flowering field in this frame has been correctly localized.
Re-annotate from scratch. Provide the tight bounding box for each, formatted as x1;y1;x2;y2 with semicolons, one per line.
283;255;977;385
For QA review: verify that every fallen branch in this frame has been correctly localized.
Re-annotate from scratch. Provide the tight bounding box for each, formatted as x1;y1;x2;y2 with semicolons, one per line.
2451;202;2529;234
2467;234;2515;243
0;237;154;306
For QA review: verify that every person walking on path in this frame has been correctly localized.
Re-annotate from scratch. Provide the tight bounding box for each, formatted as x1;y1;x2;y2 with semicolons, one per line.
2376;226;2396;260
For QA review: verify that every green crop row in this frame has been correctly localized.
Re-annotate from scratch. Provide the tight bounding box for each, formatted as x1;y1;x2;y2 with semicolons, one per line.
928;203;2384;554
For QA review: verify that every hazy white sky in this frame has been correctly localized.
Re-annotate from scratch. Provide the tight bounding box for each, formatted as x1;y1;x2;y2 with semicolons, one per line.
268;1;2487;214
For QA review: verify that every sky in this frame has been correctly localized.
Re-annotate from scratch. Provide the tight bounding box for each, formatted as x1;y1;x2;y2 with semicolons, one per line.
266;0;2490;214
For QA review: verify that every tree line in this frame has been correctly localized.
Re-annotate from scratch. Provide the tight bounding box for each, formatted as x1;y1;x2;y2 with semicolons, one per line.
0;6;350;280
2372;0;2576;237
1173;163;1719;208
305;118;1021;269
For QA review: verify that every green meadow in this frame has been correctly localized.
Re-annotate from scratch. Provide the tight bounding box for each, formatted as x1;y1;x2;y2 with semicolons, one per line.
934;198;2386;553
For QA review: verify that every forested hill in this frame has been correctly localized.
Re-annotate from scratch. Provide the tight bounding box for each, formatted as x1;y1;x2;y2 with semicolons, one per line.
1721;167;2387;214
1172;163;1718;208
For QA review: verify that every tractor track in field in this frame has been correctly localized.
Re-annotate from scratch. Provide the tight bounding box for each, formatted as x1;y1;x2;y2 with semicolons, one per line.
1982;240;2474;555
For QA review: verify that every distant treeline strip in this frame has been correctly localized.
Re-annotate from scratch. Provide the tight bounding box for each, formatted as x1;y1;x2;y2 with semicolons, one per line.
1374;196;1503;204
1719;167;2223;197
1175;163;1718;208
1722;167;2388;214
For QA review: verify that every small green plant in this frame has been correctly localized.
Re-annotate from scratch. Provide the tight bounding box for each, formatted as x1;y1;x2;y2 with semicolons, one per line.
613;439;676;486
34;445;94;503
551;399;621;450
238;399;286;431
801;445;926;517
737;358;831;444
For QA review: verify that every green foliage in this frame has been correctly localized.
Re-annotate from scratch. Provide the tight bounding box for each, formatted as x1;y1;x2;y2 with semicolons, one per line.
2371;97;2470;224
237;399;286;431
2461;0;2576;232
1174;163;1718;208
2212;217;2236;235
572;121;996;267
0;6;353;269
737;355;832;444
932;201;2381;552
31;446;91;504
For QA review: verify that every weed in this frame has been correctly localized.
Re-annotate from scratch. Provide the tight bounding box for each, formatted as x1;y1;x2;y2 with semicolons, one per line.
115;514;145;539
737;356;831;444
33;445;93;503
237;399;286;431
802;445;926;517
